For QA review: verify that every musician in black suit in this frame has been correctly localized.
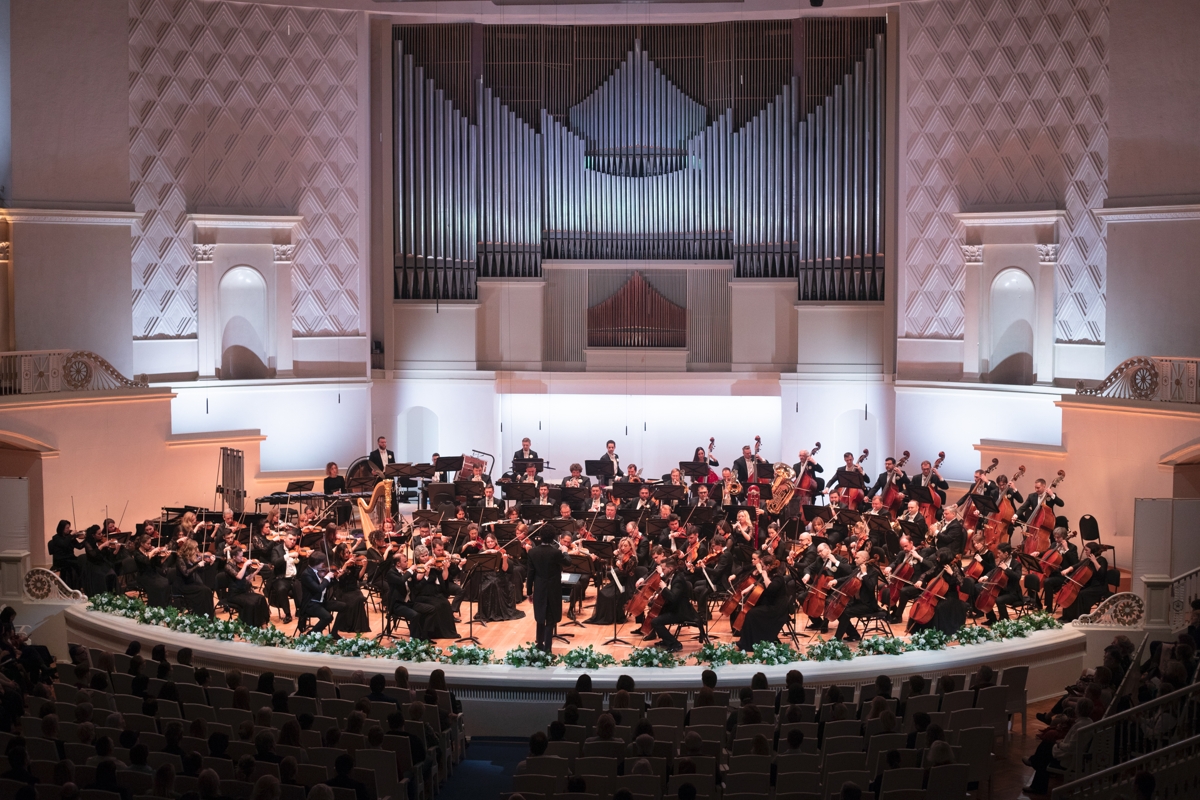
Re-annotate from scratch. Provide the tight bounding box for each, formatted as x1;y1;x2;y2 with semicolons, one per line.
867;457;909;501
369;437;396;472
995;474;1024;507
911;461;949;504
801;542;853;633
383;551;424;640
834;550;882;642
933;505;966;553
526;529;572;653
1023;526;1077;610
732;445;761;485
475;484;504;510
599;440;620;486
624;485;658;514
648;559;697;652
513;438;539;467
958;469;999;505
1015;478;1063;524
689;484;717;508
897;500;930;545
298;552;335;634
560;463;591;492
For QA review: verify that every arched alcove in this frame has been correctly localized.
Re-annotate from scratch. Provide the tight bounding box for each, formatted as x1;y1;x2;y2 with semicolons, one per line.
404;406;439;462
831;407;878;469
988;267;1036;385
218;266;269;380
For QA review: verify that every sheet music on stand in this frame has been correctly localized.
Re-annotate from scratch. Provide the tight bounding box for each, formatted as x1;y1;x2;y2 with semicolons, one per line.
469;507;504;525
588;519;621;540
502;483;539;504
678;461;709;481
653;485;687;505
560;486;590;508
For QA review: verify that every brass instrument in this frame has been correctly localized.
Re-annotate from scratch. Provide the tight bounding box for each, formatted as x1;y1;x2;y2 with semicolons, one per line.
723;477;742;503
765;462;797;514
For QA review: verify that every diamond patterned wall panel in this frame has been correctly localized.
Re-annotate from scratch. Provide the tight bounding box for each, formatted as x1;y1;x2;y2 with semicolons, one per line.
130;0;362;339
903;0;1108;343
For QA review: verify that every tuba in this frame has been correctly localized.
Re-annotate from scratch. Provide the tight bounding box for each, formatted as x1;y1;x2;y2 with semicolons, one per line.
766;463;797;514
357;476;392;539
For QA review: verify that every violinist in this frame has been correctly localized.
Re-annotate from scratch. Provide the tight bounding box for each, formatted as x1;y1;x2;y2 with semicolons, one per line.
383;550;424;639
299;552;336;633
460;524;485;556
867;457;908;502
979;542;1022;625
561;463;591;492
409;544;460;639
174;539;215;617
585;485;606;513
427;539;465;617
846;520;872;557
834;549;883;642
1015;478;1064;526
325;543;370;635
787;532;818;579
1023;527;1077;611
1059;543;1109;622
801;542;852;634
586;536;638;626
364;529;396;591
884;534;935;623
269;531;303;624
560;532;599;620
736;554;790;650
81;525;122;597
133;532;172;607
897;500;929;545
48;520;85;590
933;504;966;553
224;547;270;627
792;448;825;505
647;559;697;653
474;532;526;622
664;514;687;550
760;522;787;560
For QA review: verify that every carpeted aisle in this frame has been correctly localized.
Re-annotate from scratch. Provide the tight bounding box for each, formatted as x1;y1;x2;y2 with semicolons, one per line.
437;738;527;800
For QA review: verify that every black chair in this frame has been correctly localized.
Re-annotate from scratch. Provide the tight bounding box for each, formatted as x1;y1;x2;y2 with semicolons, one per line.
294;578;317;634
213;571;239;621
855;608;893;638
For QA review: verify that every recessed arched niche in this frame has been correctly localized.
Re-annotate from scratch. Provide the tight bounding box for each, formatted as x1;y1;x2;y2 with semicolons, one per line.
989;267;1036;385
218;266;269;380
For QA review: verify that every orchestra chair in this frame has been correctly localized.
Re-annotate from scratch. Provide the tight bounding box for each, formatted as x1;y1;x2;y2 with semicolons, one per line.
213;572;240;621
668;616;710;645
855;608;893;638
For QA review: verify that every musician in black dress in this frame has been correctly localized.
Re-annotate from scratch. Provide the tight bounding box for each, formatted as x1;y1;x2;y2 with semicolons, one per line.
48;520;85;590
648;559;697;653
473;532;525;622
80;526;121;597
1059;543;1109;622
324;462;350;524
224;548;270;627
907;549;967;637
801;542;853;633
174;539;215;616
410;546;459;640
735;554;790;651
328;542;371;635
980;542;1023;624
834;550;882;642
132;533;172;607
1023;527;1078;610
586;536;638;626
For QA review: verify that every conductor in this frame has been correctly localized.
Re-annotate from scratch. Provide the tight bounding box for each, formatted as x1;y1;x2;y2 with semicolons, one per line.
526;526;572;653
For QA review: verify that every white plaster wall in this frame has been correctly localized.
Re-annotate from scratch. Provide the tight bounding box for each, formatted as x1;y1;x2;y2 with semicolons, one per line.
730;280;796;370
371;374;499;467
795;304;888;375
10;0;129;206
779;377;895;475
11;223;134;375
476;279;544;370
168;380;371;472
391;303;478;370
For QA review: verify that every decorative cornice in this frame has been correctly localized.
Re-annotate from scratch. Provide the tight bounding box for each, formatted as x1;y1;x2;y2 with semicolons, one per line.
1036;243;1058;262
1092;204;1200;224
194;243;215;262
187;213;303;230
273;244;295;262
0;208;142;226
953;209;1068;227
961;244;983;263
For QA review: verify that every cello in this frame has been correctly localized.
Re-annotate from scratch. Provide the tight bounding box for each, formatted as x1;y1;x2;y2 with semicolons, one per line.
824;572;863;621
957;551;985;601
1022;470;1066;556
887;548;922;608
1055;550;1099;609
1037;529;1077;577
909;565;953;625
983;465;1025;553
624;569;662;618
880;451;911;519
918;452;947;527
731;561;770;634
844;449;870;509
720;572;757;618
974;558;1011;614
961;458;1000;533
802;574;832;620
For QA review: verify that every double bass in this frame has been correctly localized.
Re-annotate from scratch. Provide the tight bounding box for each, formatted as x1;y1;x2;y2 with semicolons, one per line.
844;449;870;509
961;458;1000;533
880;450;910;518
918;452;947;527
1022;470;1066;556
983;465;1025;553
796;442;822;505
750;436;763;484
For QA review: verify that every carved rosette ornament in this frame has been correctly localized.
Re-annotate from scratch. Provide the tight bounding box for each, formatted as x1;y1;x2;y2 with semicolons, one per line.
272;244;295;262
23;568;87;602
1036;243;1059;262
1075;592;1144;627
193;243;216;262
961;244;984;264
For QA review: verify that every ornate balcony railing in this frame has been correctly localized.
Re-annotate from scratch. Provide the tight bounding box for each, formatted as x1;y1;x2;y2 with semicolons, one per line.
0;350;148;396
1077;356;1198;404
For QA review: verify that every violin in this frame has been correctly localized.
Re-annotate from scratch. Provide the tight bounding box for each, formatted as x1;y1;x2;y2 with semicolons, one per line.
879;450;910;518
961;458;999;533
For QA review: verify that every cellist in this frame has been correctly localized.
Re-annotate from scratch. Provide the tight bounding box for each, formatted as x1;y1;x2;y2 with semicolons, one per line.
907;549;969;636
834;549;883;642
933;504;967;553
801;542;852;634
646;557;697;653
978;542;1022;625
1023;527;1078;611
735;554;790;651
897;499;930;546
1058;543;1109;622
884;534;936;623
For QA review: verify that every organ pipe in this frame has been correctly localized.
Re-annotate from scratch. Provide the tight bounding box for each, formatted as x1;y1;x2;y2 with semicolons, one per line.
393;21;885;303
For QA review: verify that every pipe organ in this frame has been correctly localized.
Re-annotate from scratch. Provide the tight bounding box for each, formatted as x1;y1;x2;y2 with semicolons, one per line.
394;19;887;306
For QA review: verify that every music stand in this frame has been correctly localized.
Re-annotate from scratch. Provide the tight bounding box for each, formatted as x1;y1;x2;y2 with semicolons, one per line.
654;485;687;505
426;483;458;513
678;461;710;481
646;518;671;541
896;519;926;546
454;480;485;501
469;507;504;525
562;553;595;627
968;493;1000;518
436;456;465;475
1016;552;1042;573
908;484;935;506
520;504;558;523
834;507;863;526
610;482;643;501
550;518;579;536
560;486;590;509
285;481;314;493
756;461;774;481
584;459;609;484
779;516;805;539
440;520;472;548
589;519;621;540
456;551;500;644
512;458;545;476
586;539;616;561
804;505;833;524
502;483;539;505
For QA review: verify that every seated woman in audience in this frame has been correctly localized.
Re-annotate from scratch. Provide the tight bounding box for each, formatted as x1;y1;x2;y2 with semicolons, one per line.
151;763;178;800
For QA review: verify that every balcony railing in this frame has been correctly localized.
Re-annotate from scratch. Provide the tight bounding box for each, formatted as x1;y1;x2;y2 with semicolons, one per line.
0;350;148;396
1077;356;1198;404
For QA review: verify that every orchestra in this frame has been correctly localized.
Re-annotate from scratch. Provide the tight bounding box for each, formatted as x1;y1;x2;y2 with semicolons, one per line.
51;435;1114;654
